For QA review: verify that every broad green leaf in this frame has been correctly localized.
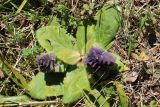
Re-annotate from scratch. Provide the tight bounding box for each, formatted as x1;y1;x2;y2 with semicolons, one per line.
95;5;122;48
27;72;64;99
36;26;55;52
76;26;86;52
86;37;95;54
76;25;96;53
62;67;90;103
51;39;81;65
87;25;96;40
116;82;128;107
36;26;76;52
36;20;80;65
0;95;29;103
56;49;81;65
85;89;110;107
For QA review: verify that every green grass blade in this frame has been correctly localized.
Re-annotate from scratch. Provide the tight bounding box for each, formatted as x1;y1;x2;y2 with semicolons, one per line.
0;52;27;88
116;82;128;107
0;95;29;104
15;0;28;15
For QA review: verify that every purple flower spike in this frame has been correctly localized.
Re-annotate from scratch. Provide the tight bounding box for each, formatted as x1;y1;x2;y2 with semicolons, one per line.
85;47;115;71
37;53;56;73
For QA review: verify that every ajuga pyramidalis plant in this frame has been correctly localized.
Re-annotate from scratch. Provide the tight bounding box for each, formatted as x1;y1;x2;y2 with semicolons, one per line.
28;4;126;106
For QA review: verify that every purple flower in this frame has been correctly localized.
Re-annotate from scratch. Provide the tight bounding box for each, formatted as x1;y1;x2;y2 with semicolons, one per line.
85;47;115;72
37;53;56;73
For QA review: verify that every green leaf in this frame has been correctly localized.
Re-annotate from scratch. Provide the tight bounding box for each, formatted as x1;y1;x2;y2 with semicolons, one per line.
62;67;90;103
139;15;148;28
36;26;55;52
86;37;95;54
76;26;86;52
105;41;115;50
149;100;158;107
54;47;81;65
27;72;64;99
0;95;29;103
84;89;110;107
36;26;76;52
116;60;129;72
36;18;80;65
113;53;129;72
116;82;128;107
50;17;60;27
103;86;116;96
95;5;122;48
76;25;96;53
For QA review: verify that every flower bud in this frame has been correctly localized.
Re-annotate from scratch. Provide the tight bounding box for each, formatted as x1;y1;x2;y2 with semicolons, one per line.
37;53;56;73
85;47;115;72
